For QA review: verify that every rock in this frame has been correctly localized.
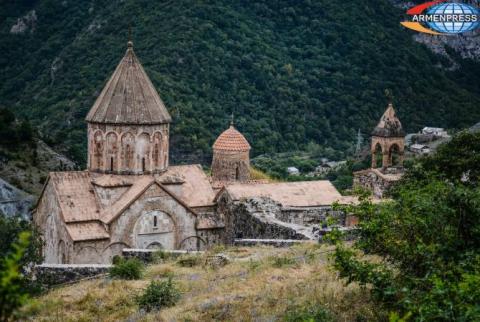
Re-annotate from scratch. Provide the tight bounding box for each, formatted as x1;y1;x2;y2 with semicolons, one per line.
10;10;37;34
0;177;33;219
206;253;231;268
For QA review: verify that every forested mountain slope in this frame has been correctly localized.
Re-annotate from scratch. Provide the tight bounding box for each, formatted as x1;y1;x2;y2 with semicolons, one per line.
2;0;480;165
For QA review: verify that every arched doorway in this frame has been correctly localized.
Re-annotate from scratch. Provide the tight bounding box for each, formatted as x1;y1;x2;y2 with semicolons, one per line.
133;211;176;249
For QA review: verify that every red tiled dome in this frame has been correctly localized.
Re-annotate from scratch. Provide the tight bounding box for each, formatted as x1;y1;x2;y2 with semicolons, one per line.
213;126;251;152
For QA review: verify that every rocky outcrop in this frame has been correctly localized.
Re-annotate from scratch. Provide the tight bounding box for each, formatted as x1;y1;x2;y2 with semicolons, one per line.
10;10;37;34
0;139;76;195
0;177;33;219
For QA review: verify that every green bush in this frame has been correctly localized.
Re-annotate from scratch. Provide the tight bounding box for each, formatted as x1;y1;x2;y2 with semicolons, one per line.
331;131;480;321
136;278;180;312
0;232;31;321
283;305;333;322
109;258;144;280
151;250;171;264
176;254;202;267
271;256;297;268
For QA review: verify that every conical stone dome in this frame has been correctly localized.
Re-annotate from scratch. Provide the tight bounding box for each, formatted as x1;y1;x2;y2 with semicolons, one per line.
371;103;405;137
86;41;171;125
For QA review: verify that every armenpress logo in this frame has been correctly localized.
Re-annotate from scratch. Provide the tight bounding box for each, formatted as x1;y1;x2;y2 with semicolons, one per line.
401;1;480;35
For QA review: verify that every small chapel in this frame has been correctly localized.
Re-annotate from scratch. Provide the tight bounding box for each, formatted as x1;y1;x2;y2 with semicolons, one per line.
34;41;351;264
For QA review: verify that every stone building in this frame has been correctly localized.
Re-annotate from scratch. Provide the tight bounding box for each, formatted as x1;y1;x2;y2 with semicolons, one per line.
354;103;406;198
34;41;352;264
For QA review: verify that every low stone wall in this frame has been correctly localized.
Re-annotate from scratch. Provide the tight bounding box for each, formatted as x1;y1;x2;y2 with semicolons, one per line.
34;264;111;287
234;239;315;247
122;248;204;262
278;207;344;225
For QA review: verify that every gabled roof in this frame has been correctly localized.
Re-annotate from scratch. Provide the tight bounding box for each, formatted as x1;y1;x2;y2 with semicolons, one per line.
85;41;171;125
372;103;405;137
213;125;251;152
215;180;350;207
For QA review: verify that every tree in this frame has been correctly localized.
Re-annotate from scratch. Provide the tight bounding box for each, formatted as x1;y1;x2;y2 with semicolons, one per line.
0;232;31;322
330;131;480;321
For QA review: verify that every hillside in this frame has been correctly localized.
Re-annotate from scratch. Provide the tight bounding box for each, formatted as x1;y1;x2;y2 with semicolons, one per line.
0;108;75;201
2;0;480;166
21;244;381;321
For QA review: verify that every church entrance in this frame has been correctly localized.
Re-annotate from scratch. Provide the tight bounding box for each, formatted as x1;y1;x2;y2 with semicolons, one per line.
133;211;176;249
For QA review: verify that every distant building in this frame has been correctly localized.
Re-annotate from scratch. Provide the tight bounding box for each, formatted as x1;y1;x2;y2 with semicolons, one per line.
422;127;448;137
287;167;300;175
410;144;430;155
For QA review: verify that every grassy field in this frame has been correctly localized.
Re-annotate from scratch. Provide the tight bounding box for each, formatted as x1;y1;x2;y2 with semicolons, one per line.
22;243;382;321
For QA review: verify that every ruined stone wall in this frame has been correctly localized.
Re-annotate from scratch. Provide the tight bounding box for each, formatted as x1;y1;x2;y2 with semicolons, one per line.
353;170;395;198
87;123;169;174
34;181;74;264
34;264;111;287
211;150;250;182
217;196;311;243
277;207;344;226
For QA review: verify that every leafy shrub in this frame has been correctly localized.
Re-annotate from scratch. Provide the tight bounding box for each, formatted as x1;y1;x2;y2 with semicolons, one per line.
136;278;180;312
283;305;333;322
109;258;144;280
271;256;296;268
0;232;31;321
151;250;171;264
331;132;480;321
176;254;202;267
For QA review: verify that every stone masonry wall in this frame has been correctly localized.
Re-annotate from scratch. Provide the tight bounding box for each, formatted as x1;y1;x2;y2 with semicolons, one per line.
34;264;111;287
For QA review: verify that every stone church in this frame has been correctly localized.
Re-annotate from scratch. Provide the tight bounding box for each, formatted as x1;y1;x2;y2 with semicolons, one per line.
34;41;350;264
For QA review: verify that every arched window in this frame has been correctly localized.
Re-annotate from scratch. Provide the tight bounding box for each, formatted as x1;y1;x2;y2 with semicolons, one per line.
121;132;135;170
389;144;401;167
152;132;163;169
137;133;151;172
93;131;104;169
106;132;118;172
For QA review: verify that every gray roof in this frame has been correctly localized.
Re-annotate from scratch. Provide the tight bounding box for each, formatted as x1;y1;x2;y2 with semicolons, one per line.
371;103;405;137
86;41;171;124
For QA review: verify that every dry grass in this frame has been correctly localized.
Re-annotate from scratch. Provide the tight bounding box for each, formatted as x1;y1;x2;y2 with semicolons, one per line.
22;244;381;321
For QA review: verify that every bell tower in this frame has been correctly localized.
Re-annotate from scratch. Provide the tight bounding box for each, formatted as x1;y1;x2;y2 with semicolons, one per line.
370;103;405;169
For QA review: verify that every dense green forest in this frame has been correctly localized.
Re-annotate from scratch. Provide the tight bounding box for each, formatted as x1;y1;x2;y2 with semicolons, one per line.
1;0;480;166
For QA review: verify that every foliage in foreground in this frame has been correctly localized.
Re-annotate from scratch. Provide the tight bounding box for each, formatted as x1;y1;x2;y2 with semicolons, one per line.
137;278;180;312
331;131;480;321
109;258;144;280
0;232;31;322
